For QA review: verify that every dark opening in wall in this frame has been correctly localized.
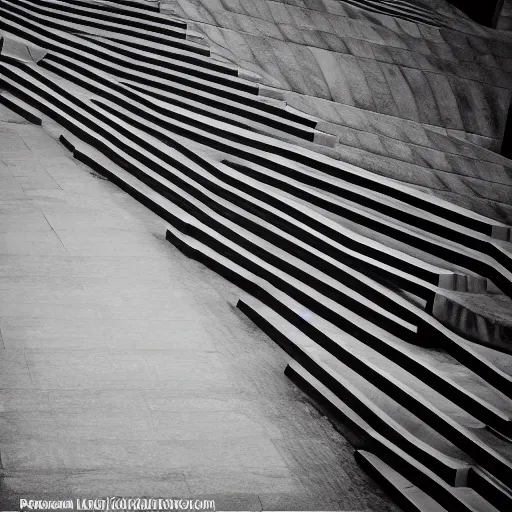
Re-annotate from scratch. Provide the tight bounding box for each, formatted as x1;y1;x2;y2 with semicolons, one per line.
448;0;504;27
502;102;512;159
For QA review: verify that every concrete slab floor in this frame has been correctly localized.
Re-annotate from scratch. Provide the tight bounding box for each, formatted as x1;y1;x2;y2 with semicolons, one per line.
0;112;400;511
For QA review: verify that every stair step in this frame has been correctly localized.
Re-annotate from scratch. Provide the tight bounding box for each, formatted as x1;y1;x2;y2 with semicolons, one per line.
8;0;188;42
79;33;240;77
0;3;209;57
0;91;42;125
39;0;183;27
40;56;324;148
354;450;449;512
285;360;503;512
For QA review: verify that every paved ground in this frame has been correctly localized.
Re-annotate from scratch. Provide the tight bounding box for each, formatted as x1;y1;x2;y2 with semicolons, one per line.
0;106;400;511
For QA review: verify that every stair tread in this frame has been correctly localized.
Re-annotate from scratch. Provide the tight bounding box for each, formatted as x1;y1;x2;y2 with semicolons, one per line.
356;450;450;512
0;91;42;118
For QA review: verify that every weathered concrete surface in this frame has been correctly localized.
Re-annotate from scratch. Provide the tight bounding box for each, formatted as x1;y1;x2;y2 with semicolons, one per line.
0;109;400;510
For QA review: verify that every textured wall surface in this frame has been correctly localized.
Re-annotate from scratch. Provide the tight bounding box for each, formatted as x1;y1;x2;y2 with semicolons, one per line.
162;0;512;223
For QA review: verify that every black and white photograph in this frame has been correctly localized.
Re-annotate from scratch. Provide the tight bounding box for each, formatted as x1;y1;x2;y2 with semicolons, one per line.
0;0;511;510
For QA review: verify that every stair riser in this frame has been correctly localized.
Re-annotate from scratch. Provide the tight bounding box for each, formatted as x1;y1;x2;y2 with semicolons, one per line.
90;80;504;245
40;65;492;304
174;217;416;340
467;469;512;511
0;94;41;125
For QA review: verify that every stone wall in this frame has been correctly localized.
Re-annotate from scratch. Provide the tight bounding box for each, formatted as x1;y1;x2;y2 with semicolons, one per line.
162;0;512;223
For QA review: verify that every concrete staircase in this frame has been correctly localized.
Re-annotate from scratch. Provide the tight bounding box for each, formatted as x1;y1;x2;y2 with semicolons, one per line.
1;0;512;509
